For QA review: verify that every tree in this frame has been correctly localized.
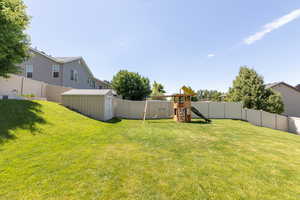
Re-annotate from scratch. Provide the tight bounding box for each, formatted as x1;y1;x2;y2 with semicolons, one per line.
111;70;151;100
151;81;166;100
197;89;224;101
227;66;284;114
0;0;30;78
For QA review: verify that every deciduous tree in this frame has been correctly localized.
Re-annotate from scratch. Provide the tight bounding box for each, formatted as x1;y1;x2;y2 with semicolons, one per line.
0;0;30;78
111;70;151;100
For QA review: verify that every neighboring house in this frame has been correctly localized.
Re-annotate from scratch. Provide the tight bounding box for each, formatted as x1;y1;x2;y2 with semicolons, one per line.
295;84;300;92
266;82;300;117
19;47;107;89
94;78;111;89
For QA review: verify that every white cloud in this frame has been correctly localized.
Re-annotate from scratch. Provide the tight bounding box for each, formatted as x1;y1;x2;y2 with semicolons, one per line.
207;54;215;58
244;8;300;45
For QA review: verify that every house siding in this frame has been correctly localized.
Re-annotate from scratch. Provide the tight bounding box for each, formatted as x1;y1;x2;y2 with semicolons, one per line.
62;60;94;89
19;52;63;86
272;84;300;117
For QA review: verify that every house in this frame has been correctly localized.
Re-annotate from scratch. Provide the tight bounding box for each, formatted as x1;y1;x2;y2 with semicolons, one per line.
94;78;111;89
295;84;300;92
19;47;109;89
266;82;300;117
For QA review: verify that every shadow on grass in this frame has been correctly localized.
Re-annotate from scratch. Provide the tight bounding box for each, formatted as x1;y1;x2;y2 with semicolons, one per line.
0;100;46;144
146;119;211;124
190;119;212;124
105;118;122;124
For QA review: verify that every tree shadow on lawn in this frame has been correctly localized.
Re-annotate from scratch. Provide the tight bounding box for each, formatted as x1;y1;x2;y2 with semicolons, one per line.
0;100;46;145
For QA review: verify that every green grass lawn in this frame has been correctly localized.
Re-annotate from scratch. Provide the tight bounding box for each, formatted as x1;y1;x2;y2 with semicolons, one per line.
0;100;300;200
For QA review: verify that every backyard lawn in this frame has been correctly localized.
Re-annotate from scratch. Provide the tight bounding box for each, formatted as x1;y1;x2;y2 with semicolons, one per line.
0;100;300;200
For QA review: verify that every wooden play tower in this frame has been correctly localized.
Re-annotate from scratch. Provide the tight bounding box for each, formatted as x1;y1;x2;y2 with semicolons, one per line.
172;94;193;122
144;86;210;123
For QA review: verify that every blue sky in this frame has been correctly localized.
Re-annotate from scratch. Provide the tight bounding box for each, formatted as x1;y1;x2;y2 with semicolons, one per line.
24;0;300;93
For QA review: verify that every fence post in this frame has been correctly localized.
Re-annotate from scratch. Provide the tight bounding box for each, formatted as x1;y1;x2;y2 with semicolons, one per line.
240;103;243;120
21;77;24;95
260;110;263;127
287;117;290;133
208;102;210;118
223;102;226;118
275;114;278;130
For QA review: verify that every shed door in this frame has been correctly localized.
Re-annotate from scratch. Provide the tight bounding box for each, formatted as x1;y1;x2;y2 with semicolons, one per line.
105;95;113;120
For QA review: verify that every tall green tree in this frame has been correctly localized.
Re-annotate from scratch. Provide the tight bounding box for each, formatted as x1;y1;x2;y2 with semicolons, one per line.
111;70;151;100
228;66;284;114
0;0;30;78
151;81;166;100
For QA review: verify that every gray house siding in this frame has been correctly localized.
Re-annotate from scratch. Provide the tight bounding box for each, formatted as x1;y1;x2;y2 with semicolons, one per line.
19;48;106;90
272;84;300;117
19;52;63;86
62;60;95;89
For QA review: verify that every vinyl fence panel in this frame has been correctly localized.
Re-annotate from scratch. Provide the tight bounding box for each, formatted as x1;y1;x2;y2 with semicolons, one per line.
22;78;47;97
0;74;22;95
191;102;209;118
225;102;243;119
276;115;288;132
209;102;225;118
242;109;247;121
46;84;71;103
261;111;276;129
246;109;262;126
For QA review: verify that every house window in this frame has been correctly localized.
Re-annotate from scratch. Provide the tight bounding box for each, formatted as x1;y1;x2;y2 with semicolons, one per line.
52;65;60;78
74;70;78;82
70;69;78;81
98;85;103;89
70;69;74;80
25;65;33;78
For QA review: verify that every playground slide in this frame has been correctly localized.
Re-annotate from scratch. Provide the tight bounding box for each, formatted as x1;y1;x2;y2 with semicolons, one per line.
191;106;211;123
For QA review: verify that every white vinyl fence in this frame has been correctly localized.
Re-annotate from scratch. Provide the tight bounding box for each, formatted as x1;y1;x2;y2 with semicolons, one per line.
113;98;173;119
0;74;71;102
113;98;300;135
0;74;47;97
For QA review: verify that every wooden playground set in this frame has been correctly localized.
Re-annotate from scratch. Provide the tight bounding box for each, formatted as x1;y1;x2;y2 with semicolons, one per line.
143;86;211;123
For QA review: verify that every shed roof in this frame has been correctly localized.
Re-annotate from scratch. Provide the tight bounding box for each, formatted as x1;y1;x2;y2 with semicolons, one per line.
62;89;113;96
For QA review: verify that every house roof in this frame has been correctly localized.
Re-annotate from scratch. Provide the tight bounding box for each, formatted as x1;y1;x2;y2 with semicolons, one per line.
62;89;113;96
265;82;281;89
29;47;94;77
30;47;83;64
55;57;82;63
266;82;300;93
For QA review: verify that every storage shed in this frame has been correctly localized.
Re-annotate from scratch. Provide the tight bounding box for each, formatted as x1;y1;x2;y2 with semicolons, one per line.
62;89;114;121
